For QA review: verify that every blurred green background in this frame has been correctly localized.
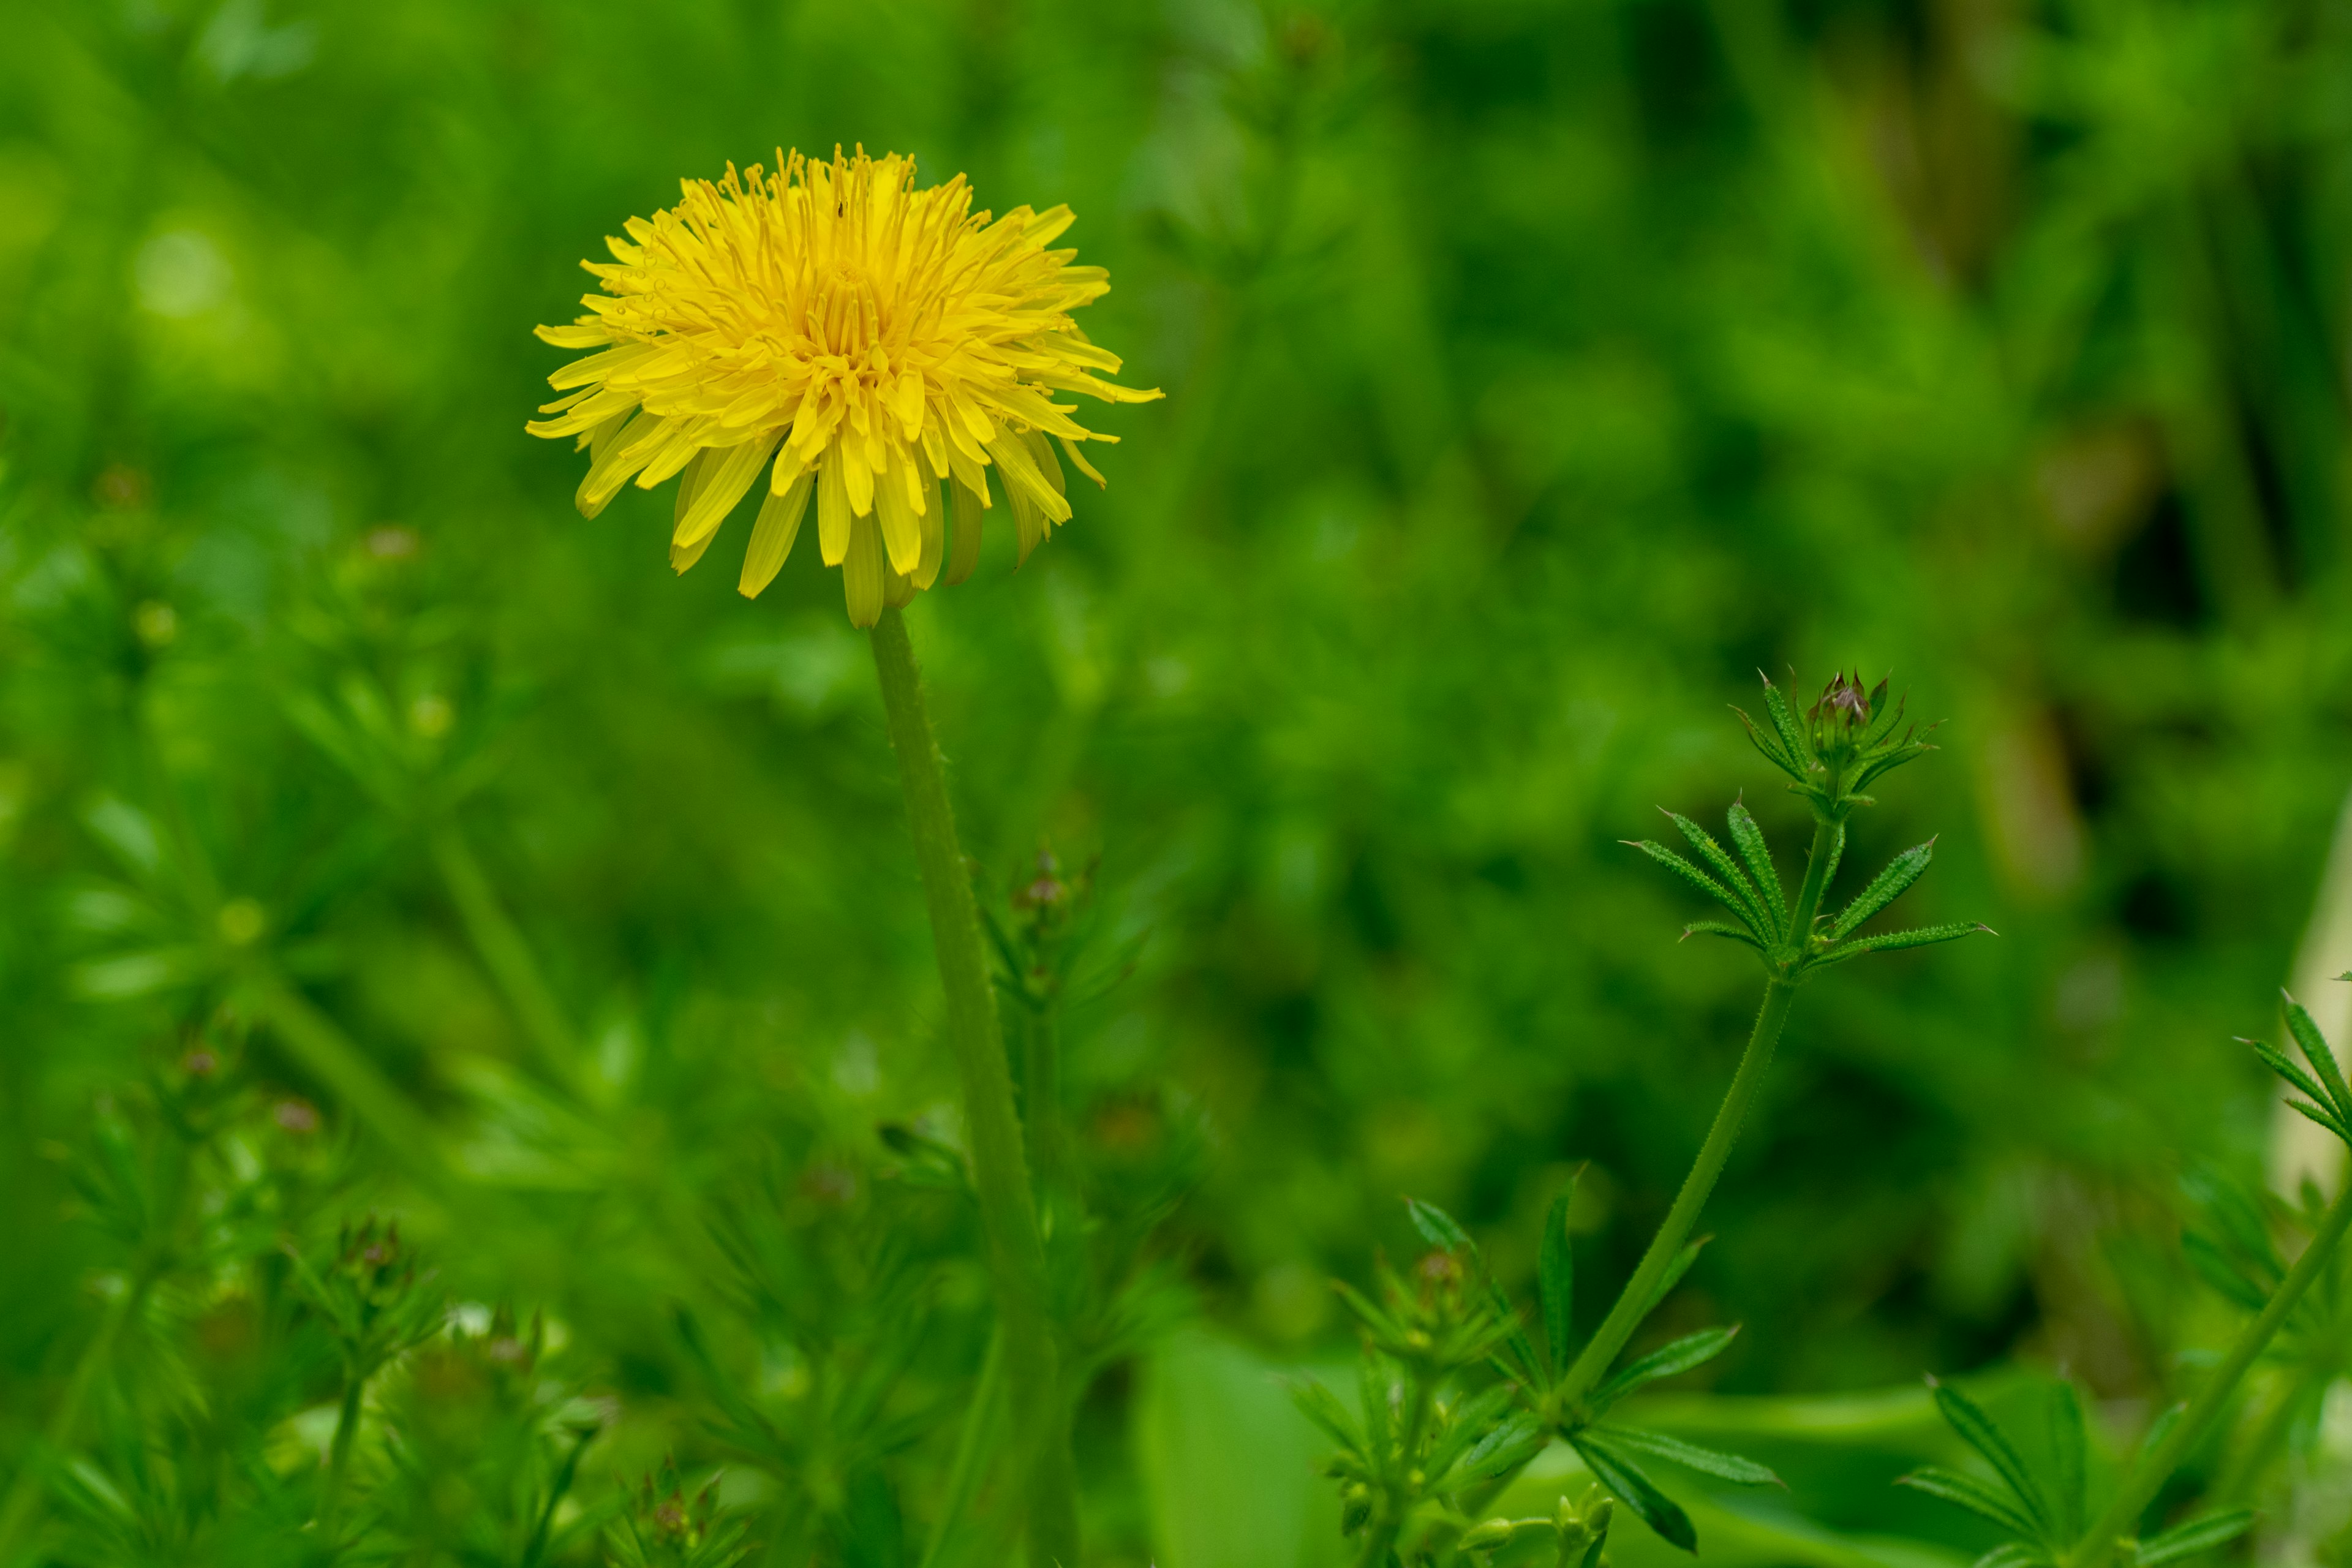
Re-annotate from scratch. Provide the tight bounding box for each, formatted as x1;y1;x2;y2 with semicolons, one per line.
3;0;2350;1561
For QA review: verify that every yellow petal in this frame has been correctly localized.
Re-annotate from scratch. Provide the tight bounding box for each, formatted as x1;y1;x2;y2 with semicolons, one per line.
739;466;815;598
674;430;782;548
873;454;923;576
818;449;853;566
843;516;884;627
946;474;987;586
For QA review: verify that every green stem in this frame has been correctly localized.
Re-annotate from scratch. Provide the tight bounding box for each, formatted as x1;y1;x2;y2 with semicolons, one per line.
1356;1371;1438;1568
1555;819;1838;1410
920;1328;1008;1568
2065;1178;2352;1568
870;607;1079;1568
0;1279;144;1558
244;970;453;1194
1023;1008;1068;1202
429;821;579;1082
317;1371;367;1540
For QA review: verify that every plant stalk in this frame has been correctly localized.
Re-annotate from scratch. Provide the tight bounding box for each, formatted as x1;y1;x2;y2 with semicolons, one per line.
1355;1370;1438;1568
1555;819;1838;1409
920;1327;1008;1568
429;821;579;1081
870;607;1079;1568
2065;1177;2352;1567
316;1371;368;1539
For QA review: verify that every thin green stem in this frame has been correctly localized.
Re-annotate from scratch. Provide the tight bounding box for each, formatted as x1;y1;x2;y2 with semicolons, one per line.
316;1371;368;1540
429;821;579;1081
244;970;453;1194
1023;1008;1068;1201
870;607;1079;1568
0;1280;143;1558
2065;1178;2352;1568
1555;820;1838;1410
1355;1371;1438;1568
920;1328;1008;1568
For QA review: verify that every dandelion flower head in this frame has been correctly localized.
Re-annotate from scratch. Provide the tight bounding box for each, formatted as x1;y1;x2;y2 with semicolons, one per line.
527;148;1160;626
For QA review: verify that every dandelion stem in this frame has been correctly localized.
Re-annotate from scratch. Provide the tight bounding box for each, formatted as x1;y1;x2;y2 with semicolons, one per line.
1556;818;1838;1409
2064;1177;2352;1568
429;820;579;1080
870;606;1079;1568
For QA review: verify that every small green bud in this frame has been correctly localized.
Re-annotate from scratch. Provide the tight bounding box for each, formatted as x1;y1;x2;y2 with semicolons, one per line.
1461;1518;1516;1549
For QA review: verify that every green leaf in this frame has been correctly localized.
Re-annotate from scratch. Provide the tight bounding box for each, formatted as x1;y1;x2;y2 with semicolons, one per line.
1814;922;1991;967
1928;1379;2052;1539
1626;841;1766;939
1406;1196;1474;1256
1426;1382;1520;1479
1860;677;1904;748
1571;1432;1697;1555
1645;1237;1709;1315
1285;1376;1365;1457
2242;1036;2331;1117
2048;1382;2086;1542
1589;1325;1738;1412
2134;1510;2255;1567
1333;1281;1398;1343
2181;1232;2269;1313
1540;1183;1575;1378
1681;921;1764;950
1760;677;1812;772
1972;1544;2050;1568
1896;1468;2040;1539
1665;811;1774;940
1828;840;1934;939
2283;992;2352;1121
1591;1425;1783;1487
1724;800;1785;934
2136;1403;2184;1467
1459;1412;1548;1482
2282;1096;2352;1147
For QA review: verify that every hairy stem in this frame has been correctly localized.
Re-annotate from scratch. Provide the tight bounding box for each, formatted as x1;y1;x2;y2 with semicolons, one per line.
870;607;1079;1568
430;821;579;1080
2067;1178;2352;1567
1555;819;1837;1409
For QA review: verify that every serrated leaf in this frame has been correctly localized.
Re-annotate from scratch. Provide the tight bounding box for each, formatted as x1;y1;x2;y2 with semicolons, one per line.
1406;1196;1474;1256
1645;1236;1709;1317
1589;1326;1738;1412
1360;1356;1393;1452
2283;1097;2352;1147
2135;1509;2255;1567
1665;812;1774;939
1286;1376;1365;1457
1814;922;1990;967
1592;1425;1782;1487
1760;679;1812;772
2283;992;2352;1122
1626;840;1765;940
1460;1412;1548;1482
1829;840;1935;939
1541;1184;1575;1378
2181;1232;2270;1314
1860;678;1903;748
1734;706;1803;779
1681;921;1764;950
1572;1433;1697;1554
1334;1280;1398;1343
2244;1036;2331;1116
1928;1380;2051;1539
1426;1384;1521;1479
1972;1543;2050;1568
1724;801;1785;935
2048;1382;2086;1541
1898;1468;2040;1539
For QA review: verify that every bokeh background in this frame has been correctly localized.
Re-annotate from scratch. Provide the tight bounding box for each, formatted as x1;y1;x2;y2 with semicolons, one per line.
3;0;2351;1562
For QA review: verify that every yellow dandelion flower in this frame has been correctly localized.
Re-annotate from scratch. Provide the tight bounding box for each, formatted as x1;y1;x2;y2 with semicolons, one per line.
526;147;1161;627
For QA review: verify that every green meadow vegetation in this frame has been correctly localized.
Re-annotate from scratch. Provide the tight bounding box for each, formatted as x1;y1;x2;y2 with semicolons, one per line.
2;1;2352;1565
